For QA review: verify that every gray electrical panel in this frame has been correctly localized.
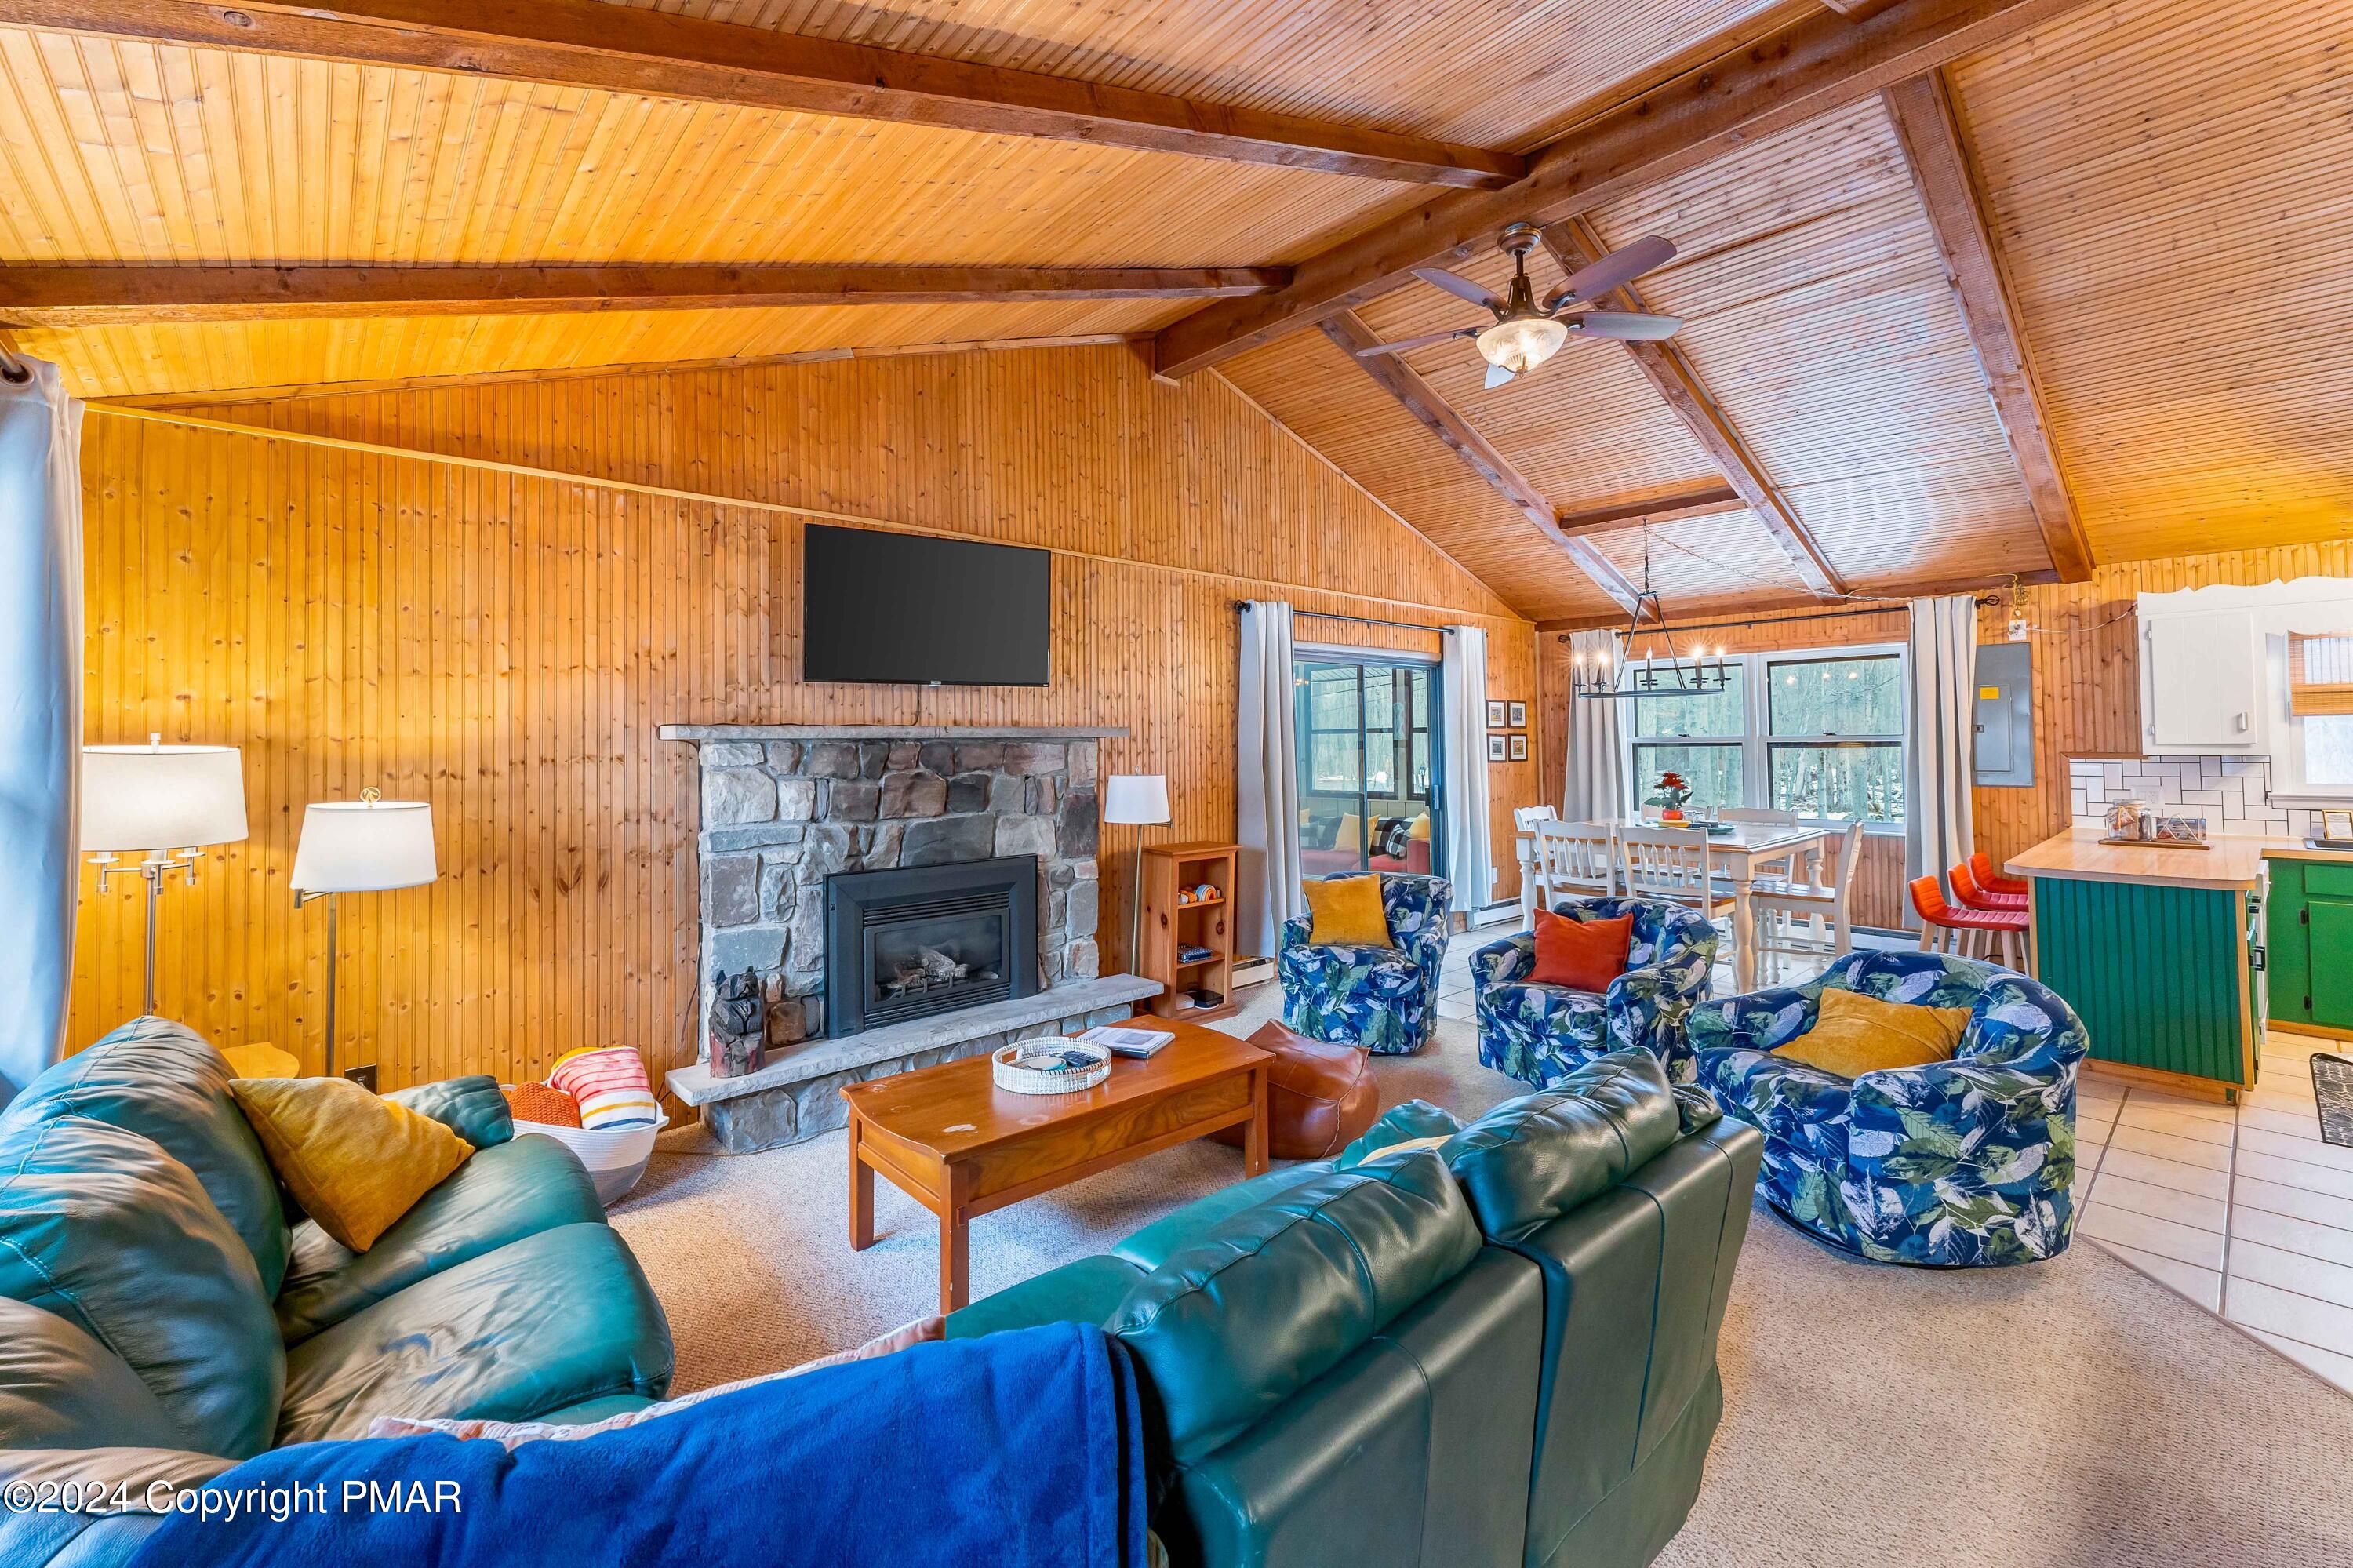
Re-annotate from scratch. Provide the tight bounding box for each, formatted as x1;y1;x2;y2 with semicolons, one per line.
1973;642;2035;788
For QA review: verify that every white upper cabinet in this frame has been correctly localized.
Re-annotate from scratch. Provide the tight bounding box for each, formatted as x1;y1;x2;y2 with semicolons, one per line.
2144;609;2260;750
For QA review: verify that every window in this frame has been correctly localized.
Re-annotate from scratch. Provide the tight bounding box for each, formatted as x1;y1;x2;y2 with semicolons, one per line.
1629;667;1747;817
1293;656;1443;874
1623;645;1907;826
1765;654;1904;823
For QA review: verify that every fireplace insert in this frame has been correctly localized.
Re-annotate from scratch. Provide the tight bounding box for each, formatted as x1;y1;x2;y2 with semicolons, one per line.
823;856;1040;1036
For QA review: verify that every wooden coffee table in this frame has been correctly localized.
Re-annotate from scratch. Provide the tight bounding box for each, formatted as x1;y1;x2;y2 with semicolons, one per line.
841;1019;1271;1313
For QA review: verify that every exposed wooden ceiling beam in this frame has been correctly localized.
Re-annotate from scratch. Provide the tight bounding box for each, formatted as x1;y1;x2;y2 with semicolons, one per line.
1882;70;2094;581
1533;565;2057;632
0;0;1521;189
1554;485;1744;538
0;264;1290;326
1152;0;2097;377
1318;309;1638;613
1544;218;1846;598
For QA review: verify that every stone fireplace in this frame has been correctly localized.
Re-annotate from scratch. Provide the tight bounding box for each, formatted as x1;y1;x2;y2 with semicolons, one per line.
658;724;1159;1151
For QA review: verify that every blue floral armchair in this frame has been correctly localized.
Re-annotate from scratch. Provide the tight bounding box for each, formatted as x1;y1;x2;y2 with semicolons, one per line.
1470;897;1718;1089
1690;951;2089;1268
1279;873;1453;1056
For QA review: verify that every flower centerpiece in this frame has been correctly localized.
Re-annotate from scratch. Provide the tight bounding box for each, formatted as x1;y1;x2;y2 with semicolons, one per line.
1644;769;1693;825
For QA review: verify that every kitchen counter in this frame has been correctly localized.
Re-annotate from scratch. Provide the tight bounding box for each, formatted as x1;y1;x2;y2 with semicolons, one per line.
2006;826;2275;1098
2006;827;2297;892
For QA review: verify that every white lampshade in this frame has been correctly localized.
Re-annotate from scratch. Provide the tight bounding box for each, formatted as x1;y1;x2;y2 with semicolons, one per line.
1103;773;1171;826
81;741;249;853
291;800;437;893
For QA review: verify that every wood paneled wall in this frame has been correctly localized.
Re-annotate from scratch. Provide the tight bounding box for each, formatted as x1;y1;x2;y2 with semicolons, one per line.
1537;606;1913;930
70;344;1538;1089
1970;540;2353;867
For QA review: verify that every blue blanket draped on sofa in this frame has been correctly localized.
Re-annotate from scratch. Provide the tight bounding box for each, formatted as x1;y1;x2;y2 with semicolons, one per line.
129;1322;1145;1568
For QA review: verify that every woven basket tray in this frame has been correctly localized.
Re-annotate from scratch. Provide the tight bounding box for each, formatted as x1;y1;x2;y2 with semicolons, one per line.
991;1041;1111;1096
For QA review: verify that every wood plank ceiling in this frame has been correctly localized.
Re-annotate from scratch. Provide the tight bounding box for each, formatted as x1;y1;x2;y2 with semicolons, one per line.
4;0;2349;620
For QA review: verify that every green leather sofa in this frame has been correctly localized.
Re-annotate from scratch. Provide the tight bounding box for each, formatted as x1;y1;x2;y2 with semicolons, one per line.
0;1017;674;1566
946;1050;1763;1568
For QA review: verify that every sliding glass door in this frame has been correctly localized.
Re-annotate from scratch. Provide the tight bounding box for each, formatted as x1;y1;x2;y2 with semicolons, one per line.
1293;655;1443;879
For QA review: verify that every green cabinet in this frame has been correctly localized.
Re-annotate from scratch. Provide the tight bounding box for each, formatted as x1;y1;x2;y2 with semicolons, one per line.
2030;875;2257;1092
2266;857;2353;1032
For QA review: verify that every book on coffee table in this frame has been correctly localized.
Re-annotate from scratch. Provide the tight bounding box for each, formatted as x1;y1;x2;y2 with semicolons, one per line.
1076;1024;1173;1058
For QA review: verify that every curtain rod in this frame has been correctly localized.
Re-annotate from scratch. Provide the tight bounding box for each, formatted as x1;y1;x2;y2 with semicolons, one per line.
1235;602;1446;635
1558;595;1998;642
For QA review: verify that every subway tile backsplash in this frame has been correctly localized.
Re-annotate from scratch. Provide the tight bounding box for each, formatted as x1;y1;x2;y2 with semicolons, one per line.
2067;755;2322;837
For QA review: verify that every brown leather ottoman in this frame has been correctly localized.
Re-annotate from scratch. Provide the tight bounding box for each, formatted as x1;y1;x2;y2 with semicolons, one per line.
1213;1020;1380;1160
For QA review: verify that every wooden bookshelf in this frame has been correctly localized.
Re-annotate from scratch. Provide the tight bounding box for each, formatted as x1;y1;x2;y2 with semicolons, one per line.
1139;842;1239;1022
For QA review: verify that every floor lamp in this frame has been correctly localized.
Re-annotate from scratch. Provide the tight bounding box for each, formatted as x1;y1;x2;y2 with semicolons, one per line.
81;737;249;1017
1103;775;1171;976
292;790;437;1079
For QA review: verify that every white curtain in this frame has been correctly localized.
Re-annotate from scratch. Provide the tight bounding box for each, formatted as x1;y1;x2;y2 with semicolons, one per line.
1235;600;1303;959
1440;625;1497;916
0;357;83;1104
1906;595;1978;904
1563;629;1625;821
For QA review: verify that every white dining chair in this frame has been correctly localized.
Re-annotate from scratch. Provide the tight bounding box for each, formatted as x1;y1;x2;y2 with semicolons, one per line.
1718;807;1804;880
1514;805;1560;831
1530;819;1617;912
1615;824;1737;927
1751;820;1866;981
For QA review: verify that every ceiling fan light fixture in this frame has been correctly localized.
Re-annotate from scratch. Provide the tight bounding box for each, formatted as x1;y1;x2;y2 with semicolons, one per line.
1475;315;1567;375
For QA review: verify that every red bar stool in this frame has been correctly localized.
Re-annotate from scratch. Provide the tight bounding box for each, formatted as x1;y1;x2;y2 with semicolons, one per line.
1951;859;2029;913
1909;875;2028;971
1969;852;2030;899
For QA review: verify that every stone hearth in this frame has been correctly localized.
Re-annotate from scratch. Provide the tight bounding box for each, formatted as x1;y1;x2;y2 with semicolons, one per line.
660;724;1140;1151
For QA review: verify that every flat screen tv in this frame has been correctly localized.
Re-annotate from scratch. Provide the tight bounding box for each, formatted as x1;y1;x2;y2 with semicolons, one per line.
802;524;1052;686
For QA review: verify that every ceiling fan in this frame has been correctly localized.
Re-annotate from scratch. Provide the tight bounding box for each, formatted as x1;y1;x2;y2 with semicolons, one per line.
1354;222;1682;390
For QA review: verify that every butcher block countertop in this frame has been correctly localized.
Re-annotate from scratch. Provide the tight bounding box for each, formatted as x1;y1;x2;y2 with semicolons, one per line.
2006;828;2294;892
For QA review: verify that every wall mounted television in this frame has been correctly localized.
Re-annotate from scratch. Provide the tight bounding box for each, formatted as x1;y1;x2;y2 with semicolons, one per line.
802;523;1052;686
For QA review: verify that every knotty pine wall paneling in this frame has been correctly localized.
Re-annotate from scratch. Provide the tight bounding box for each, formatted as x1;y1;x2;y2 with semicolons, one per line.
71;344;1538;1091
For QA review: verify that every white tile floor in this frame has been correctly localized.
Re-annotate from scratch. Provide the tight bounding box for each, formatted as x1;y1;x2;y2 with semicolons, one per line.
1438;915;2353;1396
2075;1031;2353;1394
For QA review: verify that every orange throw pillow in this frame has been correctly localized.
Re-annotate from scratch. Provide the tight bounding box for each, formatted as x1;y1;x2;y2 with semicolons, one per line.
1526;909;1634;993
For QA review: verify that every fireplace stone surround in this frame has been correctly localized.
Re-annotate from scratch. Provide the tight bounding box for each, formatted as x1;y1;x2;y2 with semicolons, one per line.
660;724;1159;1152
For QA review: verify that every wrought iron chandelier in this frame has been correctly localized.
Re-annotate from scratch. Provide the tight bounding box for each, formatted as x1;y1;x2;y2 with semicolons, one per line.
1571;528;1731;702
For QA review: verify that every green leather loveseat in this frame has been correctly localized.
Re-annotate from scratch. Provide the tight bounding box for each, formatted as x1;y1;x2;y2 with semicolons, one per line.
0;1017;674;1566
946;1050;1764;1568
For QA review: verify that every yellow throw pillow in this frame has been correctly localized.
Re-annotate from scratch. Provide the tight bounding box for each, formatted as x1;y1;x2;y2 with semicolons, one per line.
1772;988;1973;1080
1304;875;1393;948
228;1078;473;1252
1407;813;1431;842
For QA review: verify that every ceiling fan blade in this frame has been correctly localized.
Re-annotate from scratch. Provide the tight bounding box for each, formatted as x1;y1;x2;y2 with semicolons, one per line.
1411;267;1504;311
1546;233;1677;305
1562;311;1684;341
1483;361;1518;391
1353;328;1475;358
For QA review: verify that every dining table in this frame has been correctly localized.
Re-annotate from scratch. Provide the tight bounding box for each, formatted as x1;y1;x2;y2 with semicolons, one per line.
1515;819;1831;994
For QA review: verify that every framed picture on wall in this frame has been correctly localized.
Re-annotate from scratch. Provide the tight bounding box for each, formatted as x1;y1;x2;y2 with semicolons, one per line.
1487;699;1507;727
1487;734;1507;762
1508;701;1527;728
1509;733;1529;761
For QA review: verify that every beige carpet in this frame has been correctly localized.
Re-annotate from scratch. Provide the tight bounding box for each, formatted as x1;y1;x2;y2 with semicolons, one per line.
612;984;2353;1566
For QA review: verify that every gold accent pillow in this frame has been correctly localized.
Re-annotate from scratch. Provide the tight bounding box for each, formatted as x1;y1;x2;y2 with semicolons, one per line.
1303;875;1393;948
1772;988;1973;1080
228;1077;473;1252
